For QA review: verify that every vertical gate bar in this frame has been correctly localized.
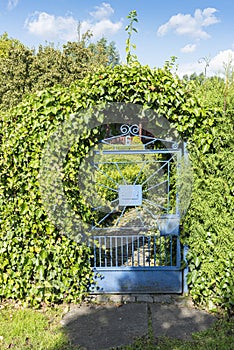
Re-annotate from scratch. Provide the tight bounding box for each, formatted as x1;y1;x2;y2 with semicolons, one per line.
88;239;90;265
137;236;140;266
176;236;181;267
99;237;102;267
126;236;129;266
167;160;170;213
142;235;145;266
121;236;123;266
132;236;134;266
165;236;168;265
110;236;113;267
104;236;107;267
176;151;182;216
115;236;118;267
159;236;162;266
154;235;156;266
148;236;150;266
170;235;173;266
93;237;96;268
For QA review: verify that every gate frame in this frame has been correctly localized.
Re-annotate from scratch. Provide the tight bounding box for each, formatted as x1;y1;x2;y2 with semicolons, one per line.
88;124;188;294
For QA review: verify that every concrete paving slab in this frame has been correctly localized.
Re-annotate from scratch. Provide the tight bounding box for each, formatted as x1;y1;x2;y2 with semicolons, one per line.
150;304;216;340
60;298;217;349
61;303;148;350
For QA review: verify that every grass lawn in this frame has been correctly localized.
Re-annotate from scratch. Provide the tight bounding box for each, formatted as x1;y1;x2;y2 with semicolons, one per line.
0;302;233;350
121;317;234;350
0;302;75;350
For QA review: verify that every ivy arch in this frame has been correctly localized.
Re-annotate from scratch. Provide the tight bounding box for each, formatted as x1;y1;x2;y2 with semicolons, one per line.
0;62;209;305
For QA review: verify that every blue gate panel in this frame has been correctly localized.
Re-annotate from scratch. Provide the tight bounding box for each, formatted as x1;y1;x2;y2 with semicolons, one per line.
89;267;182;294
86;124;187;294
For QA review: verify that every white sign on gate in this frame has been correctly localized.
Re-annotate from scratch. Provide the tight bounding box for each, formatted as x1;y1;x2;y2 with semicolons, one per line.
118;185;142;206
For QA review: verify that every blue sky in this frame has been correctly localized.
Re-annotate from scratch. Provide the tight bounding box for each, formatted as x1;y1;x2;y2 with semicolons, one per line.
1;0;234;77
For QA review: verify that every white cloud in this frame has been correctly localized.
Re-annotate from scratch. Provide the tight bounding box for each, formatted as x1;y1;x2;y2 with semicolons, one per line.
81;18;122;38
24;12;78;41
90;2;114;20
177;49;234;77
24;3;122;42
181;44;197;53
157;8;219;40
208;49;234;75
7;0;19;10
82;2;122;38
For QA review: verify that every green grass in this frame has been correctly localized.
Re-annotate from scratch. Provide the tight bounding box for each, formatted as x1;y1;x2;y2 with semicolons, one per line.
0;302;77;350
0;302;233;350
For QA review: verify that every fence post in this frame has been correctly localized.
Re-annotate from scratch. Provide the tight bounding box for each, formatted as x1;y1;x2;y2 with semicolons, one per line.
183;244;189;294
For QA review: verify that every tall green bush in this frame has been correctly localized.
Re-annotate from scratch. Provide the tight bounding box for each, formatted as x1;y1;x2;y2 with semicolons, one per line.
182;71;234;314
183;109;234;314
0;32;119;111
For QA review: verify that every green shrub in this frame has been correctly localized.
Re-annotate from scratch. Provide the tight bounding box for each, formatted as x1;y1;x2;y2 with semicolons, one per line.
0;87;97;306
183;111;234;314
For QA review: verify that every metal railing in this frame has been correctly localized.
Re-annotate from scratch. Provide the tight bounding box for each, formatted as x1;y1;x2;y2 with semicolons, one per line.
89;234;181;269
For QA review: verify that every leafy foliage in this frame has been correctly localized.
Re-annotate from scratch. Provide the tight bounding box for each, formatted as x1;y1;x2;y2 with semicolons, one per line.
0;33;120;110
89;37;120;67
184;58;234;114
183;107;234;313
0;56;233;312
0;87;96;306
181;68;234;314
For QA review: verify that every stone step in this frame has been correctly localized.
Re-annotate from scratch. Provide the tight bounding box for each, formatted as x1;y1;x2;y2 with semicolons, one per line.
86;293;194;307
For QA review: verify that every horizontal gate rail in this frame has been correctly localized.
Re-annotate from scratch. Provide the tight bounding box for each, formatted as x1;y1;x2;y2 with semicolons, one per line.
94;149;181;155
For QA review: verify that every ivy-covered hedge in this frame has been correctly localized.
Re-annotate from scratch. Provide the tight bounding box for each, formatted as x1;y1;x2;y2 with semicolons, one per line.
0;62;233;311
183;110;234;314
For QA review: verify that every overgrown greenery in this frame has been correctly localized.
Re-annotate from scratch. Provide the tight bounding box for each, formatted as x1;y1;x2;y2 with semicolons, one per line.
184;111;233;313
0;32;119;110
182;72;234;314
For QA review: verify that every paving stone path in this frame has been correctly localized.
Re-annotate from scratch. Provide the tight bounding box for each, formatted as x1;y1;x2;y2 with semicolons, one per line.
61;295;217;350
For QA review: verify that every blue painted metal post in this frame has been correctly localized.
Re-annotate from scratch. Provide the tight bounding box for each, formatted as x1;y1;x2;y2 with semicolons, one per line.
183;244;189;294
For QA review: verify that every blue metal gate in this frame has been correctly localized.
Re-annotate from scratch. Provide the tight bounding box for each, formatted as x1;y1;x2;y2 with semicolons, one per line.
89;124;185;293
